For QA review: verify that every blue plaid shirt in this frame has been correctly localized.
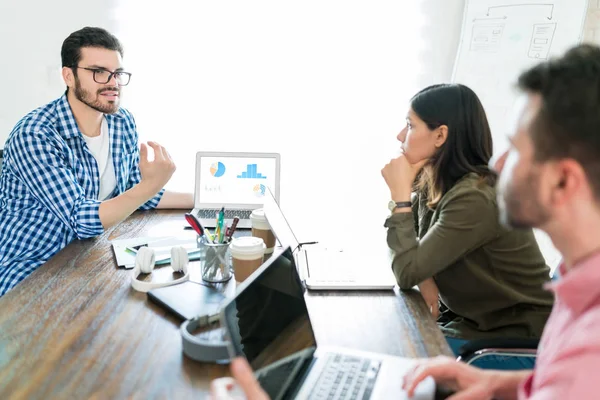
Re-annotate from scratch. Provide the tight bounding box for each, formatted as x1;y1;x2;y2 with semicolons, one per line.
0;95;164;296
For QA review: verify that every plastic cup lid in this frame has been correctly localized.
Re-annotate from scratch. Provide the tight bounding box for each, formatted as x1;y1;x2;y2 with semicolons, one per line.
250;208;271;230
250;208;266;221
230;236;266;256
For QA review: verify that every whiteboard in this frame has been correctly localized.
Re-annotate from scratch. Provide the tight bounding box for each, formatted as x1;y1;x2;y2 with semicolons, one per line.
452;0;588;152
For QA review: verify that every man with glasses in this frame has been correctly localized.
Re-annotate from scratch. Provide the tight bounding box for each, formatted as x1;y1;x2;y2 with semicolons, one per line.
0;27;192;296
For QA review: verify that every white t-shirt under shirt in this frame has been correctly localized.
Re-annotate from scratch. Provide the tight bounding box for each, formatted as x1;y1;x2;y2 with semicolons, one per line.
82;117;117;200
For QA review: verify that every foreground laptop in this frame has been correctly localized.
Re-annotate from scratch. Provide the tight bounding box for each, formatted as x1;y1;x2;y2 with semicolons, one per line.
262;187;396;290
220;248;435;399
191;151;281;228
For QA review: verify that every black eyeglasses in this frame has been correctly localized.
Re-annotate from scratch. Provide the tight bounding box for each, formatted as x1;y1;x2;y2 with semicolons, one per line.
72;66;132;86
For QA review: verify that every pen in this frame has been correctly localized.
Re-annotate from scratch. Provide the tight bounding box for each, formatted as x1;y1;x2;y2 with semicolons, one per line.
205;227;215;244
220;222;228;244
217;207;225;243
215;208;224;242
226;216;240;242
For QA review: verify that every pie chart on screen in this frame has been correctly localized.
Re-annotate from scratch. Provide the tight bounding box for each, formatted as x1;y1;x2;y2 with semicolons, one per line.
210;162;226;177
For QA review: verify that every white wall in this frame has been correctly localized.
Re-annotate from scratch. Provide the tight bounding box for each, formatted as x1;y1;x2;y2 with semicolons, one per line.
0;0;570;267
0;0;465;252
0;0;120;146
0;1;465;148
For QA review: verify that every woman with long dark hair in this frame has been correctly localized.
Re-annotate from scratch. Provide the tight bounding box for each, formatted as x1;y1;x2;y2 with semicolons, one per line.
382;84;553;369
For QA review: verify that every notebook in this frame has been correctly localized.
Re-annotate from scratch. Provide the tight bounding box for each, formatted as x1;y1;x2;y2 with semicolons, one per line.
262;187;396;290
190;151;281;229
110;236;202;269
220;247;435;399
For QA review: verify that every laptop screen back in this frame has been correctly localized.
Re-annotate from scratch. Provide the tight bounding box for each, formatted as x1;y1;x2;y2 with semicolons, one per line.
262;187;300;251
222;248;317;382
195;152;280;208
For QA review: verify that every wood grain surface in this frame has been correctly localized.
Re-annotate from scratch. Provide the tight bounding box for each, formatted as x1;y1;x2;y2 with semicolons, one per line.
0;210;451;399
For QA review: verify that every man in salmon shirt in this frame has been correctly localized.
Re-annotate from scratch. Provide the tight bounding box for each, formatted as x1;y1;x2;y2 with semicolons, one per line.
210;44;600;400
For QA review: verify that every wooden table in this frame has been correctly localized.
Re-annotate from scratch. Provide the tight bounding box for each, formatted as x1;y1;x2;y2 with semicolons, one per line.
0;210;451;399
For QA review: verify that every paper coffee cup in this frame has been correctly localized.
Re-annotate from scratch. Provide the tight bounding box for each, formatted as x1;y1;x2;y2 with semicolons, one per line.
230;236;266;283
250;208;276;253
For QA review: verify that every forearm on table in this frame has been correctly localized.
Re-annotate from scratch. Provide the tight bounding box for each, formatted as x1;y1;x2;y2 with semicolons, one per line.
156;190;194;209
388;194;497;289
386;211;436;288
99;182;158;229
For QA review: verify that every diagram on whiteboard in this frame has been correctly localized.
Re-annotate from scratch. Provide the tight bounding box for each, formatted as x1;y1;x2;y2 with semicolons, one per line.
469;3;558;58
453;0;587;153
470;24;505;52
528;23;556;58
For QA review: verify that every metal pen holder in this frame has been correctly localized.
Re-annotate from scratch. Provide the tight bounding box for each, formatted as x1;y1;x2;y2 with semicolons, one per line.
200;241;232;283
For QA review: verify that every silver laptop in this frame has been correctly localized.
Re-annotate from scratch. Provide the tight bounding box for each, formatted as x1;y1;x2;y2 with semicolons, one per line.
262;187;396;291
220;248;435;400
191;151;281;229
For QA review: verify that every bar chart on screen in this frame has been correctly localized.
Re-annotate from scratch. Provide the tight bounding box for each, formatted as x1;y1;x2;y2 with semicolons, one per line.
237;164;267;179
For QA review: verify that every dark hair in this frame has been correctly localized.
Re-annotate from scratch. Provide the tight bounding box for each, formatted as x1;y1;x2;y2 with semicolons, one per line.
411;83;496;208
518;44;600;199
61;27;123;68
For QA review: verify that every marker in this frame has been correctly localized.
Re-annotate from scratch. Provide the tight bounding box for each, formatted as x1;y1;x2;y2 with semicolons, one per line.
185;213;215;243
184;213;204;236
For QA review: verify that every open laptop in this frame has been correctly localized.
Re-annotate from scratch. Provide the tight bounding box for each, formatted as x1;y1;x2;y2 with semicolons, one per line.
220;247;435;400
191;151;281;228
262;187;396;290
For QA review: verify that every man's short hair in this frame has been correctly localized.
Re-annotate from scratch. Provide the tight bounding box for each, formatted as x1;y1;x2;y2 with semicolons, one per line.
518;44;600;198
61;26;123;68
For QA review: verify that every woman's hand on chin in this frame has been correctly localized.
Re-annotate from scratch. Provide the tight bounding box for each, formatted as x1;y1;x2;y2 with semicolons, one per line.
381;154;428;201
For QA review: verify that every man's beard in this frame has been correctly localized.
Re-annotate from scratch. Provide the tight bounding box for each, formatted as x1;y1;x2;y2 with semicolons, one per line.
74;76;119;114
497;169;551;229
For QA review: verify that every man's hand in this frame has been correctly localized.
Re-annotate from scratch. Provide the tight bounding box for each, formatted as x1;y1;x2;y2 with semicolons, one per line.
210;357;269;400
139;141;176;193
418;278;440;319
403;356;496;400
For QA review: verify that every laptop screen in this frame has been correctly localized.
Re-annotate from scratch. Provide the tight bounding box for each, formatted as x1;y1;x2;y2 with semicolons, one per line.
196;153;279;207
222;248;317;395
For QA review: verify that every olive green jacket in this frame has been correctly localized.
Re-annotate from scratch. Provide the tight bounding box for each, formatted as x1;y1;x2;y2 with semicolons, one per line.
385;173;554;339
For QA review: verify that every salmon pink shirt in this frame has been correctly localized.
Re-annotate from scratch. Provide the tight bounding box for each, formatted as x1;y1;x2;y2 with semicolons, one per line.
520;252;600;399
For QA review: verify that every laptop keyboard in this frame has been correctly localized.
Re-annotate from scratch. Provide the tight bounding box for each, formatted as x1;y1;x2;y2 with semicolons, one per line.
197;209;252;220
309;353;381;400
